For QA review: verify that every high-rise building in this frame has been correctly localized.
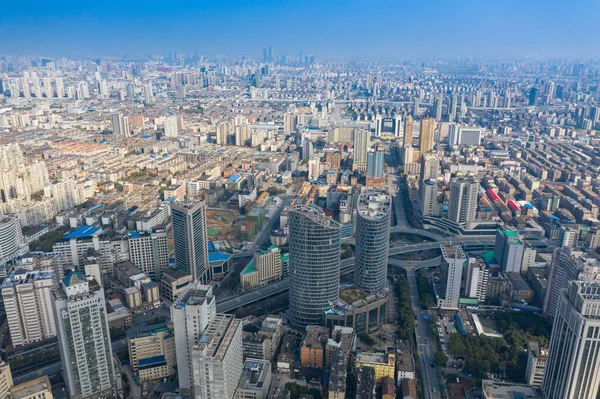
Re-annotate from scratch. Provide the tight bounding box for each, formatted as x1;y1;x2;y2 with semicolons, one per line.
558;226;579;248
433;95;443;121
288;205;341;328
457;127;483;146
403;115;413;146
240;246;283;292
448;177;479;224
355;189;391;294
284;114;298;134
164;116;179;138
171;202;210;283
525;341;547;389
0;215;25;267
438;245;466;310
542;278;600;399
418;117;435;157
448;94;458;122
419;153;440;217
353;129;369;172
128;229;169;281
172;283;216;397
216;121;232;145
53;272;115;399
375;115;401;137
544;248;599;319
0;362;12;398
366;145;385;179
463;258;488;302
301;135;313;161
192;314;243;399
528;87;538;106
111;113;130;137
235;123;250;146
1;269;56;347
494;229;525;273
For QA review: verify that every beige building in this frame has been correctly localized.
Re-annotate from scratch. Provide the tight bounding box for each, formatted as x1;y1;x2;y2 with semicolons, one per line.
0;362;13;399
161;267;193;303
9;376;53;399
127;324;176;382
240;246;283;292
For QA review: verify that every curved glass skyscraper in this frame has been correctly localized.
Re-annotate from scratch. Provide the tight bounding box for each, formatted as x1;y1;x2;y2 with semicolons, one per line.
355;189;391;294
288;205;341;328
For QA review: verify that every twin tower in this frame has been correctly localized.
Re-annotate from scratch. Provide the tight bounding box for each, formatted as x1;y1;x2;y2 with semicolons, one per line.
288;189;391;328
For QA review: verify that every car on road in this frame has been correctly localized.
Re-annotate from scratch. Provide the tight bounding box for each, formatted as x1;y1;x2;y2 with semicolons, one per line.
430;363;435;368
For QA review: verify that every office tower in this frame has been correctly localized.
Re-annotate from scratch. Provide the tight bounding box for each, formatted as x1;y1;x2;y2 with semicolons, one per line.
419;117;435;158
128;229;169;281
438;244;466;310
353;129;369;172
457;127;483;146
192;314;243;399
0;362;12;398
403;115;413;146
528;87;538;106
447;123;459;146
355;189;391;294
558;226;579;248
53;272;115;399
375;115;401;137
544;248;598;319
235;123;250;146
419;153;440;217
216;121;232;145
164;116;179;138
126;83;135;99
366;144;385;179
301;135;313;161
448;94;458;122
288;205;341;328
171;202;210;283
111;113;130;137
0;215;24;265
308;156;320;180
176;85;186;102
284;113;298;134
494;229;525;273
542;279;600;399
1;269;56;347
463;258;488;302
525;341;547;389
172;283;216;396
433;95;443;121
448;177;479;224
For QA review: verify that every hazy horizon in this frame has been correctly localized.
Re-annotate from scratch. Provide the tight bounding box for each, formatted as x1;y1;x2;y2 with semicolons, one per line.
1;0;600;60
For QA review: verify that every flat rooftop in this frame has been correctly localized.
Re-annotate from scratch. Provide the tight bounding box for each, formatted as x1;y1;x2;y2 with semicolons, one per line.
64;225;101;239
10;376;51;399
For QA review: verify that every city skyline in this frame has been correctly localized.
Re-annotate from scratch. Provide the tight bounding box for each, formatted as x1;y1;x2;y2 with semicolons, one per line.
1;0;600;59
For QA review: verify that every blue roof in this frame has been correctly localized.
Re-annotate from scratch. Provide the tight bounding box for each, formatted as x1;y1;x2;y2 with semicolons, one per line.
207;242;215;252
63;271;86;287
209;252;231;262
64;225;101;239
165;197;177;203
228;175;241;182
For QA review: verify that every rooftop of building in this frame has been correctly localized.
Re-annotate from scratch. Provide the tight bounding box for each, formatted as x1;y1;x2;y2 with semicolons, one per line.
440;244;466;262
63;270;86;287
356;351;394;365
173;283;214;310
302;325;330;349
499;228;519;238
198;314;240;360
290;204;341;229
481;380;542;398
9;376;51;399
357;188;391;220
238;359;271;390
1;269;55;288
161;267;191;281
63;224;101;239
241;259;256;276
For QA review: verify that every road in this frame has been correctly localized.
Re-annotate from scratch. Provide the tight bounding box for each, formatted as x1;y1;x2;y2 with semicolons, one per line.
406;269;442;399
249;194;293;251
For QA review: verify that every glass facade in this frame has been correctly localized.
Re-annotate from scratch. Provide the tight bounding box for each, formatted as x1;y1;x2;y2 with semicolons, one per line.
288;205;341;328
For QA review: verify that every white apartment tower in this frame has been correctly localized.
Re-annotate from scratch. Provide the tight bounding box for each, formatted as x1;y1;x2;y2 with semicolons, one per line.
172;283;216;397
128;229;169;281
53;271;115;399
192;314;243;399
164;116;179;138
1;269;56;347
438;244;466;310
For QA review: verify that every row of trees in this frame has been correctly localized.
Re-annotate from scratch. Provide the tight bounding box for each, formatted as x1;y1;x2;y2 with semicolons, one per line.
416;270;436;308
394;274;415;341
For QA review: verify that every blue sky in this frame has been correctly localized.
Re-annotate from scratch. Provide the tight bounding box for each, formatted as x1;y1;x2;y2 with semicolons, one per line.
1;0;599;59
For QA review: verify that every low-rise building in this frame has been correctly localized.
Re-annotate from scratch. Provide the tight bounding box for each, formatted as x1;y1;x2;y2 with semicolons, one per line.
9;376;53;399
127;323;176;382
481;380;542;399
240;246;283;292
160;267;192;303
300;326;329;368
235;359;272;399
355;352;396;383
525;341;547;389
